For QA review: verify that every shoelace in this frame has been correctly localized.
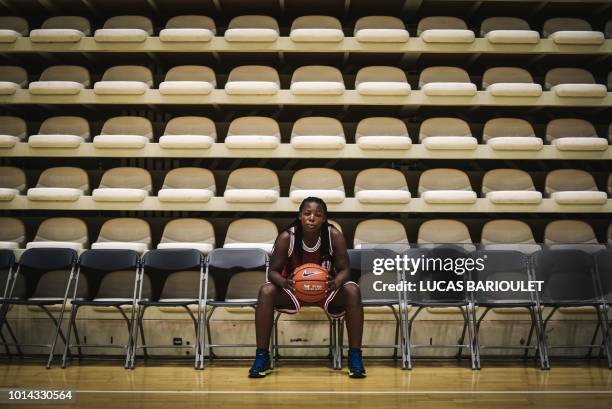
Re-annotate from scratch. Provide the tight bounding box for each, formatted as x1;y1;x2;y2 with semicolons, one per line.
348;350;365;371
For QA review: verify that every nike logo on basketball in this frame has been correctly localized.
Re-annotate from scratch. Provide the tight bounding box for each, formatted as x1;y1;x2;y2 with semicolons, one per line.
302;270;319;277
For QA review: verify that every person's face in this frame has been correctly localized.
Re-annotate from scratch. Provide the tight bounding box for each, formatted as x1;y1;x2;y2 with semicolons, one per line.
300;202;326;233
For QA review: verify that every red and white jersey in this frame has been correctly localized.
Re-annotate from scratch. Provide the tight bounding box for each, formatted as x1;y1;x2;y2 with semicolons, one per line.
280;225;334;278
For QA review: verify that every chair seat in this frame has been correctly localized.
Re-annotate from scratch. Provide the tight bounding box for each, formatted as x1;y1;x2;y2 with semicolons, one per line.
0;29;20;43
224;134;280;149
291;135;345;149
94;81;149;95
474;300;535;307
91;241;148;254
157;242;213;254
224;81;279;95
486;190;543;204
224;189;280;203
421;82;476;96
0;82;20;95
362;300;398;306
551;84;607;97
29;81;84;95
420;29;475;43
30;29;85;43
73;297;136;306
355;190;411;204
26;241;83;251
547;243;605;254
289;189;345;203
290;29;344;42
93;134;149;148
94;29;149;42
551;191;607;205
290;82;345;95
140;298;199;306
159;81;214;95
413;301;469;307
551;137;608;151
92;188;148;202
487;83;542;97
6;297;65;305
27;187;83;201
0;134;18;148
487;136;543;150
224;28;278;42
422;136;478;150
207;299;257;307
356;82;411;96
549;31;605;45
421;190;477;204
222;243;274;253
485;30;540;44
159;134;214;149
357;136;412;150
481;243;542;254
0;188;18;201
355;29;409;43
159;28;214;42
157;188;214;202
28;134;84;148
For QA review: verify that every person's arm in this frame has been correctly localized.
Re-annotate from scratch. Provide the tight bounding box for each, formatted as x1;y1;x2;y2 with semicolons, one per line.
327;227;350;293
268;231;294;291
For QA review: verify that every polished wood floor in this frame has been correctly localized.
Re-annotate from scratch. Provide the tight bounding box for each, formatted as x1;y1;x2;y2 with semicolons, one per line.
0;360;611;409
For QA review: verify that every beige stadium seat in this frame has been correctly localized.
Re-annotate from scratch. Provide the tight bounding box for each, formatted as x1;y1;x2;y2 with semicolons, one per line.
158;218;215;253
480;220;540;254
355;117;412;150
0;166;26;201
544;220;604;253
290;15;344;42
0;16;28;43
28;65;90;95
159;116;216;149
419;66;476;96
0;116;27;148
224;15;279;42
290;117;345;149
223;218;278;253
224;65;280;95
328;219;342;232
545;118;607;151
482;169;542;204
354;168;411;204
482;118;542;150
543;18;604;45
92;218;151;253
418;219;474;248
94;65;153;95
159;65;216;95
158;167;216;203
419;117;477;150
545;169;607;205
354;219;409;250
160;15;215;42
290;65;345;95
0;217;25;250
92;167;152;202
418;168;477;204
27;167;89;201
224;168;280;203
482;67;542;97
354;16;409;43
417;16;475;43
26;217;88;251
289;168;345;203
30;16;90;43
355;66;410;96
28;116;90;148
94;15;153;42
225;116;280;149
93;116;153;149
0;66;27;95
480;17;539;44
545;68;607;97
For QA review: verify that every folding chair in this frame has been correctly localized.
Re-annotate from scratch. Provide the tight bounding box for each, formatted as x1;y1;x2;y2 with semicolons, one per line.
0;248;78;368
128;248;206;369
0;249;19;356
594;248;612;367
60;249;143;368
202;248;268;366
471;249;549;369
533;248;611;368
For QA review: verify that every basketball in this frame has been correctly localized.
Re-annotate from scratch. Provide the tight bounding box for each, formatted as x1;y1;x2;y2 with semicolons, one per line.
292;263;329;303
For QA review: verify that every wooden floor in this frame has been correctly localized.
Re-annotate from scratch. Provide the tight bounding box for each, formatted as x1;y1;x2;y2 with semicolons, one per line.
0;360;611;409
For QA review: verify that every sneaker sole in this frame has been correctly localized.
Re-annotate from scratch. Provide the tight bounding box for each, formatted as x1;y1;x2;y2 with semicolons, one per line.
248;369;272;378
348;371;367;379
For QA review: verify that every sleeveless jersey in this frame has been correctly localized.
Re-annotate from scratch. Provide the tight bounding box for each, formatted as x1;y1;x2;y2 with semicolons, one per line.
280;225;334;278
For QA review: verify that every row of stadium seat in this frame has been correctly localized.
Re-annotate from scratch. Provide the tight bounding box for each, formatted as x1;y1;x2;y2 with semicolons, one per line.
1;217;610;254
2;65;610;98
1;15;611;44
2;116;610;151
1;167;610;205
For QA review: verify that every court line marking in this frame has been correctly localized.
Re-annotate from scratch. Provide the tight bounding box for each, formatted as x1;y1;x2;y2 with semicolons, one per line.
34;390;612;395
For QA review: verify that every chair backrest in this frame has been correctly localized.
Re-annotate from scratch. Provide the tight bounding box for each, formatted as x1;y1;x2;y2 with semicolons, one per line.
41;16;91;34
419;66;470;87
0;217;25;246
595;249;612;303
226;168;280;191
164;116;216;139
350;248;402;302
142;248;203;301
418;168;472;192
101;66;154;87
17;247;78;299
33;217;89;247
38;116;90;140
78;248;142;300
97;218;152;248
161;167;216;191
103;15;154;34
353;219;408;249
39;65;90;86
291;117;343;137
412;246;468;303
481;169;536;193
0;116;27;140
223;219;278;249
291;66;344;83
482;118;536;141
0;248;15;292
0;16;28;35
480;17;530;35
164;65;216;85
291;15;342;30
0;66;27;86
354;16;405;31
228;116;280;137
165;15;215;32
35;167;89;192
354;168;408;191
290;168;345;191
98;167;152;192
160;218;215;247
545;68;595;88
417;16;468;34
545;118;597;142
418;219;472;245
356;66;407;84
472;249;532;303
482;67;534;88
227;65;279;84
0;166;26;192
228;15;279;31
543;18;592;37
545;169;598;195
544;220;598;245
355;117;409;138
419;117;472;141
206;248;268;300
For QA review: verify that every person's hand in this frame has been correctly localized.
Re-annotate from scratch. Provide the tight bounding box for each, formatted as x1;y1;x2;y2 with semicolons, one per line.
326;277;342;294
282;277;295;292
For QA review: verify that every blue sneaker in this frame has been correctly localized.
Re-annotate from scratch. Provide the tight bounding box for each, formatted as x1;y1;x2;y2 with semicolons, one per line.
348;348;367;378
248;349;272;378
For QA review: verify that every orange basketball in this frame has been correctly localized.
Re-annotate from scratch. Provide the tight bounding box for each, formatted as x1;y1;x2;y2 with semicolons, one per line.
292;263;329;303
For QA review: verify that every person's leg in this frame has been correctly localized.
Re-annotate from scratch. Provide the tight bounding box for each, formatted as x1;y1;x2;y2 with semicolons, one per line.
255;282;294;349
327;282;363;348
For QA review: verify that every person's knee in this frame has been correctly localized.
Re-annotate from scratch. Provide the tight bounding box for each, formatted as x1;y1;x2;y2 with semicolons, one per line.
258;283;277;302
343;283;362;306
